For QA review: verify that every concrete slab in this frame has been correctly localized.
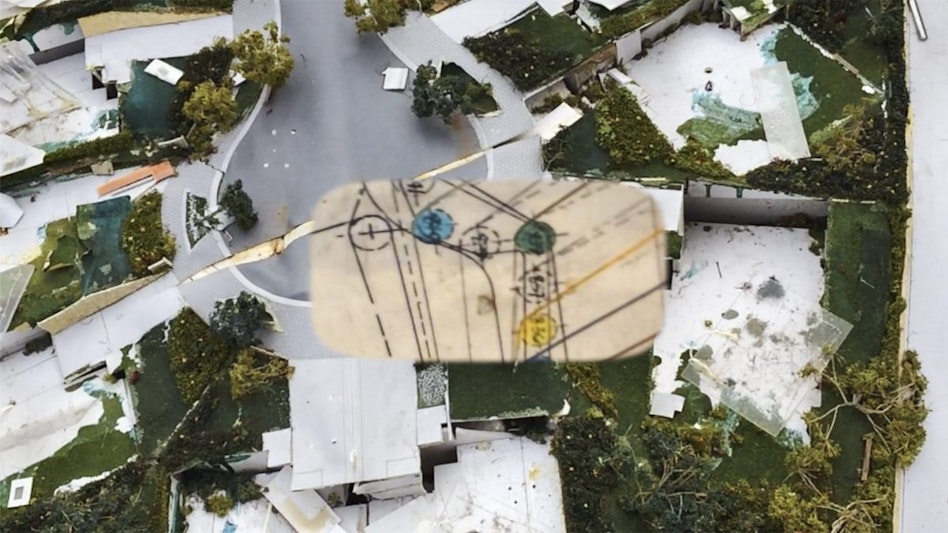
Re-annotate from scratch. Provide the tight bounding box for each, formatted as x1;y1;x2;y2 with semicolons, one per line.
365;437;566;533
430;0;535;43
653;223;829;437
288;359;420;491
263;427;292;468
901;0;948;529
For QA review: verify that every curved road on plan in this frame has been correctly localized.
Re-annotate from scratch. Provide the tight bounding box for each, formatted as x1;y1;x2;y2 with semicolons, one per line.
222;0;485;301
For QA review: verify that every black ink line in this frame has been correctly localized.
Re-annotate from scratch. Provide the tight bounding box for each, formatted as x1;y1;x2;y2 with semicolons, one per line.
533;280;667;358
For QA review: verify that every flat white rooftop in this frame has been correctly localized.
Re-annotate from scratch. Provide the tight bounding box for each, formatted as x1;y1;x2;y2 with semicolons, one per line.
365;436;567;533
288;358;420;491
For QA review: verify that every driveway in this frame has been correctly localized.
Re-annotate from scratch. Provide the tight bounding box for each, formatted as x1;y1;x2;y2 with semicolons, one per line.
900;1;948;530
222;0;486;301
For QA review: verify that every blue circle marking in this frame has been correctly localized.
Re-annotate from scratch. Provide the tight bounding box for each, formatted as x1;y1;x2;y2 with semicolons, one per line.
412;208;454;244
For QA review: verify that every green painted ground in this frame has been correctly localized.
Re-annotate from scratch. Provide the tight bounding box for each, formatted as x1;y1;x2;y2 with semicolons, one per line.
447;361;569;420
0;387;136;505
771;27;877;141
507;8;602;66
10;217;83;329
121;58;187;138
819;201;891;502
129;322;189;456
77;196;133;295
837;0;888;85
129;318;291;457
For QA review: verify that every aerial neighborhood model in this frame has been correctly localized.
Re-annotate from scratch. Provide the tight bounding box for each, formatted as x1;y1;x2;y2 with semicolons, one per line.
0;0;944;532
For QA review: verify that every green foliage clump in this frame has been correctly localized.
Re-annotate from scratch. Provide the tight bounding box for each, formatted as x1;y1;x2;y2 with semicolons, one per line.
666;231;682;260
230;22;295;89
411;63;495;123
344;0;409;34
464;29;573;91
210;291;270;348
13;0;134;38
120;191;176;276
230;348;293;400
787;0;862;52
668;140;736;181
562;363;617;418
183;80;238;158
552;415;621;533
168;39;234;148
0;461;170;533
829;349;928;466
745;108;902;203
168;308;232;405
219;180;258;231
598;0;690;40
595;88;673;166
181;469;261;510
811;104;879;176
24;332;54;355
43;131;136;166
205;492;234;517
622;418;770;531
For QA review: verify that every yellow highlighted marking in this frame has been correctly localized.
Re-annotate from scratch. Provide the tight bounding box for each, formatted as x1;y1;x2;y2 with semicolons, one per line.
517;313;558;347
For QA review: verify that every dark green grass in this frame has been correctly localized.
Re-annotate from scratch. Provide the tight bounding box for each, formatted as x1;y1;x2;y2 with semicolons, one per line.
130;322;189;456
820;201;891;502
447;361;569;421
772;28;875;140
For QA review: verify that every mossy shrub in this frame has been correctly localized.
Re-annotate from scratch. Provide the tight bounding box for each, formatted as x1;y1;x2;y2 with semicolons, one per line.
168;308;232;405
595;88;673;167
120;191;176;276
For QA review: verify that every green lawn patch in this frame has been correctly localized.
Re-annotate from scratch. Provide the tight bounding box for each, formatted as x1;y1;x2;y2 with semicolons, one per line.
770;27;875;141
77;196;133;294
464;8;600;91
129;310;289;464
446;361;569;421
121;191;176;276
122;58;187;138
819;201;891;502
836;0;887;85
235;80;264;117
0;388;136;503
506;8;600;63
129;322;189;456
597;0;693;40
10;217;84;328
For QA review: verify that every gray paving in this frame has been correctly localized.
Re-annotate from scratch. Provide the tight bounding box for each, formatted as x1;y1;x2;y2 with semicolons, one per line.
220;0;487;300
900;1;948;529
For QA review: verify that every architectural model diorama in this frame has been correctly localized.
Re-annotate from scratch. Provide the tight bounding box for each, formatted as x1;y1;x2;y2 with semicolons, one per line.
0;1;941;532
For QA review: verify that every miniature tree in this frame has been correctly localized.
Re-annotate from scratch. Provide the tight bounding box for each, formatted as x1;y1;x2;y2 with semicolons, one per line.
230;21;295;89
183;80;238;157
344;0;406;34
209;291;271;348
219;180;258;231
229;348;293;399
411;62;490;124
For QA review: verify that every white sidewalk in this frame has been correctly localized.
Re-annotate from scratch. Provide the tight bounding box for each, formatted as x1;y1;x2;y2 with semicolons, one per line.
900;1;948;530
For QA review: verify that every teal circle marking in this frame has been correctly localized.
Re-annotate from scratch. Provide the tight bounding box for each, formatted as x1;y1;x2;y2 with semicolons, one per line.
514;220;556;254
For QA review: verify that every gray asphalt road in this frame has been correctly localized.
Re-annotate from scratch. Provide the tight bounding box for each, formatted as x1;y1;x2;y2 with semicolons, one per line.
223;0;486;300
